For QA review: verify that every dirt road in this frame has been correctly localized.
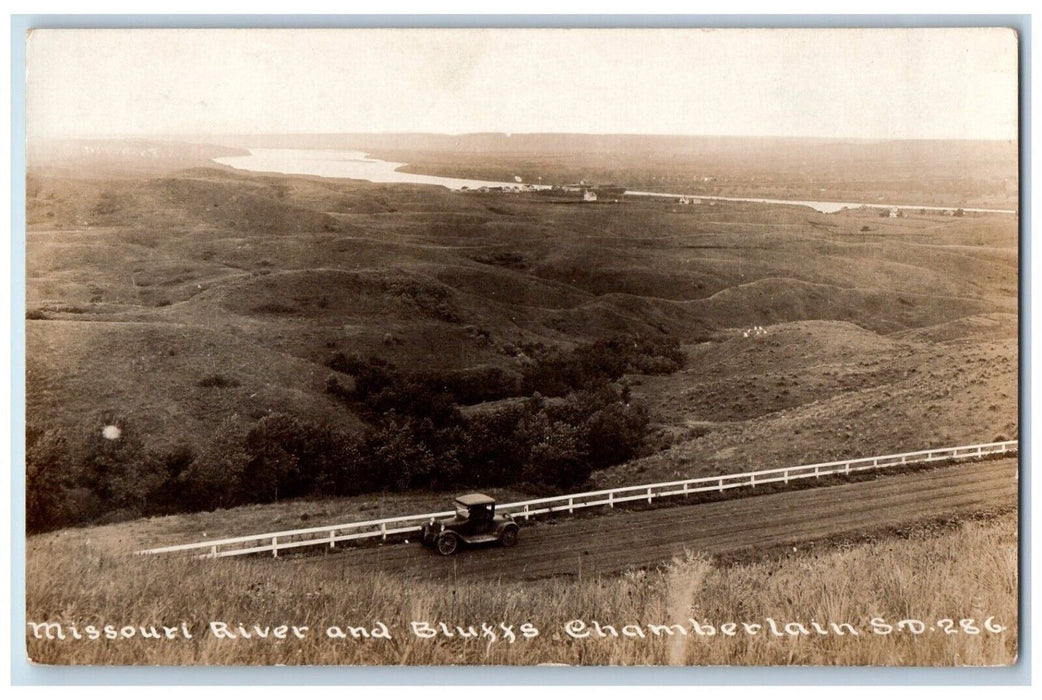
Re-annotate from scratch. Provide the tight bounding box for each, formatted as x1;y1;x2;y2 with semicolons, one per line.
298;459;1017;581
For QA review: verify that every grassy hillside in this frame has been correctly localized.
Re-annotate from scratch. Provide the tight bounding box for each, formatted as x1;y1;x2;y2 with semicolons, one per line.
599;318;1017;487
26;162;1018;529
25;509;1017;665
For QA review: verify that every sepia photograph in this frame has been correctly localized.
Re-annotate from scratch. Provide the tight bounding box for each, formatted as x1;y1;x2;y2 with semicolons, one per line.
20;24;1020;668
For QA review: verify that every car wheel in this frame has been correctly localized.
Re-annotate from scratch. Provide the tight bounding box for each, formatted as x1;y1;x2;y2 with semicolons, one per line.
500;527;519;548
436;533;459;556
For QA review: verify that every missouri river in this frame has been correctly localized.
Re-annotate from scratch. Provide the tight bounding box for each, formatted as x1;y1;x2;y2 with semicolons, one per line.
213;148;530;192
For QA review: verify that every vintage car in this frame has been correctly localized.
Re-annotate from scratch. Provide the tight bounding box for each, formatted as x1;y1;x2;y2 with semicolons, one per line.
420;493;520;555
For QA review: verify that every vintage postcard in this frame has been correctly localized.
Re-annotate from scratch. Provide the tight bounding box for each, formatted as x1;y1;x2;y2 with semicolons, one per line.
22;26;1019;667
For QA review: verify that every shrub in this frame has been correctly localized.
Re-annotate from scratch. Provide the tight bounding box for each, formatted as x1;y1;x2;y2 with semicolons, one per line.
471;251;528;269
177;416;252;510
522;334;685;396
86;422;166;512
26;426;80;533
251;302;297;314
146;445;198;513
326;351;370;375
583;400;651;469
325;374;353;402
198;373;241;388
358;417;441;491
517;413;588;488
27;420;205;531
91;191;120;216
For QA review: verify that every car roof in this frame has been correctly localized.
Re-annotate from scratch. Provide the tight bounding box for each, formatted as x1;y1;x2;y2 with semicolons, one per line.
455;493;496;507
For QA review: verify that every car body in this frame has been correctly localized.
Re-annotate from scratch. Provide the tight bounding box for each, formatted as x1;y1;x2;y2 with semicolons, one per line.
420;493;520;555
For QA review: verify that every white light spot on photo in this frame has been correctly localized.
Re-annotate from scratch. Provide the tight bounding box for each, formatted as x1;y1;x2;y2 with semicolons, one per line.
102;425;122;440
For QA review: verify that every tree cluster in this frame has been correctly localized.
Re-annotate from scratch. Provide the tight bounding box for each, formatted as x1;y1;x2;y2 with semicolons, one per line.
27;334;682;533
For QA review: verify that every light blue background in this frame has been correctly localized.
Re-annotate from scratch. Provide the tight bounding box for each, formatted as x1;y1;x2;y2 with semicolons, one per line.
9;13;1031;686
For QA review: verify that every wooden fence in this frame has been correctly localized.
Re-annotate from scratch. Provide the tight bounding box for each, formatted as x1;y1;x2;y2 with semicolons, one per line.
138;440;1018;559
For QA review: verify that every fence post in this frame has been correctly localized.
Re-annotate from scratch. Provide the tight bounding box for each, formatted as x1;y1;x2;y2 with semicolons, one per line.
524;504;530;521
814;466;819;479
784;469;789;484
977;445;983;457
683;482;689;496
845;462;850;475
568;497;574;514
381;523;387;541
718;478;724;492
210;545;217;558
609;492;614;508
647;487;652;504
272;537;278;559
329;530;336;549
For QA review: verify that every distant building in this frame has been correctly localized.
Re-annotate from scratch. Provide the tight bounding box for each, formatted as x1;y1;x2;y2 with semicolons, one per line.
888;207;900;218
555;182;624;200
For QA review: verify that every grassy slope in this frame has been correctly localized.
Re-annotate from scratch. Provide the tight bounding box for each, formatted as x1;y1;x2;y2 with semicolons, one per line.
600;318;1017;487
26;510;1017;665
26;168;1018;467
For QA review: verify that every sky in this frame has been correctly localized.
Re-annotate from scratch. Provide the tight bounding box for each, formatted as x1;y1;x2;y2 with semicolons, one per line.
25;27;1019;141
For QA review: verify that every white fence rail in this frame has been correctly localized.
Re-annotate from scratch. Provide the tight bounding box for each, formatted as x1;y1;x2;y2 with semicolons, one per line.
138;440;1017;559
